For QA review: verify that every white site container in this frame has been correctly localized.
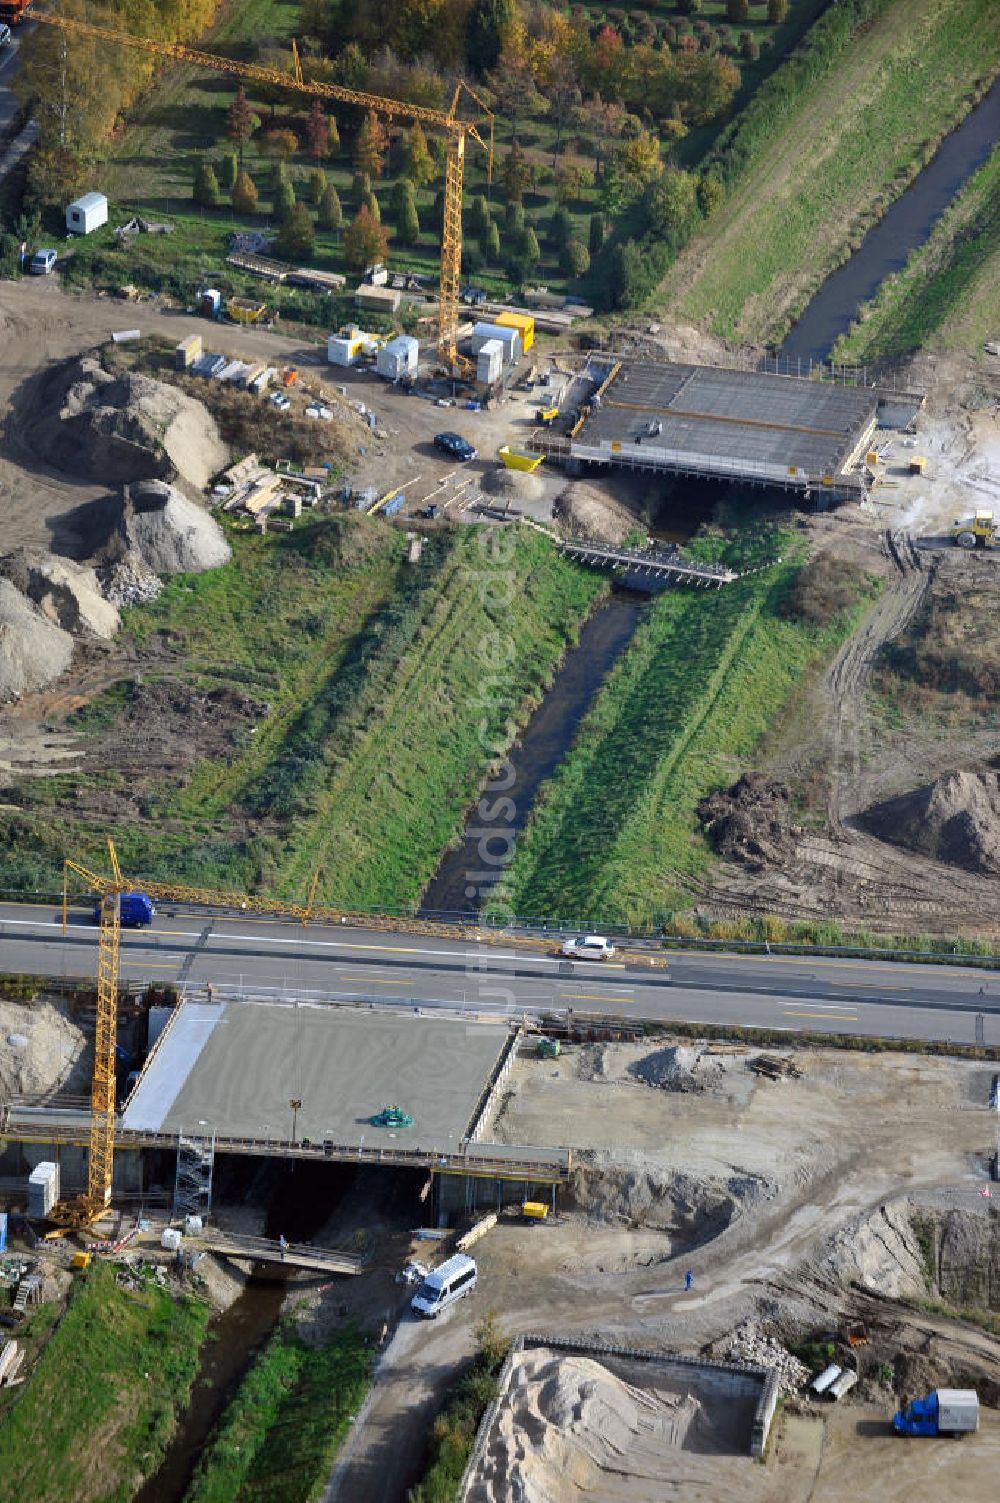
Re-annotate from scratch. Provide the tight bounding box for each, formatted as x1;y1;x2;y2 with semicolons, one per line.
66;192;109;235
184;1214;203;1234
470;322;520;364
476;339;504;385
328;334;363;367
28;1161;60;1216
376;334;418;380
161;1227;183;1252
937;1389;979;1432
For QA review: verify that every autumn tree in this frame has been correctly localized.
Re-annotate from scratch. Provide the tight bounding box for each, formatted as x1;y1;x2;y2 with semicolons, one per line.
467;0;515;73
488;47;547;137
227;85;255;165
363;189;381;222
404;123;435;187
545;52;581;165
307;99;333;161
343;203;390;268
354;111;389;178
276;201;315;260
697;174;724;218
261;127;298;160
727;0;749;20
767;0;787;20
319;182;343;230
231;169;259;214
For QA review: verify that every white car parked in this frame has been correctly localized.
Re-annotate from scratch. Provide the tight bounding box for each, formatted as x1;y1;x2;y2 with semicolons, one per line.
560;934;616;961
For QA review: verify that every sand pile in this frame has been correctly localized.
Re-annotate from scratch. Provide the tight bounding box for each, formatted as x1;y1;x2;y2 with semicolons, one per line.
482;466;544;503
861;770;1000;875
0;998;88;1098
698;772;798;871
467;1348;736;1503
87;481;231;591
31;355;228;489
0;549;119;638
554;482;640;544
821;1201;928;1299
0;579;74;702
568;1157;773;1239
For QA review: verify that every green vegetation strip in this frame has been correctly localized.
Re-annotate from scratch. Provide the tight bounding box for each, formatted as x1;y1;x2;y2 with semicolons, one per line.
1;1263;209;1503
0;519;603;907
832;142;1000;362
409;1320;508;1503
491;525;879;930
664;0;1000;343
183;1324;371;1503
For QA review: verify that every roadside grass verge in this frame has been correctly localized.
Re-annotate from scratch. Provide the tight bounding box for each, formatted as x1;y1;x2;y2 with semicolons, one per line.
0;1263;209;1503
183;1323;371;1503
832;142;1000;362
662;0;1000;344
490;524;880;929
0;520;603;908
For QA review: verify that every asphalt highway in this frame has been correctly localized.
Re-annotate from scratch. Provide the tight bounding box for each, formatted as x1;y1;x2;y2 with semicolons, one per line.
1;901;999;1045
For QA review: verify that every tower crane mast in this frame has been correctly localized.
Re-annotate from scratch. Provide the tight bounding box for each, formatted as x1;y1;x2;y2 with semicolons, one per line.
29;6;493;370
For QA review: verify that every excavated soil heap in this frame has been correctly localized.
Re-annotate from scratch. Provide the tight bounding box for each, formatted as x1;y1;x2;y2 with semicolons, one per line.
554;482;640;543
0;578;73;702
30;355;228;489
698;772;798;871
88;481;232;577
861;770;1000;875
0;548;119;639
0;998;89;1098
482;466;544;503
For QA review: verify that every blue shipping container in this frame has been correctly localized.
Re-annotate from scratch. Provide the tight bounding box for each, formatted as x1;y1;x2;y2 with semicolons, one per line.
0;1212;7;1251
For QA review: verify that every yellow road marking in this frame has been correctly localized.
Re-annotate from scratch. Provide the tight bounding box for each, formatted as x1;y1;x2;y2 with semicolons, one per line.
339;974;409;985
561;992;632;1001
121;961;178;970
784;1008;858;1021
828;981;909;990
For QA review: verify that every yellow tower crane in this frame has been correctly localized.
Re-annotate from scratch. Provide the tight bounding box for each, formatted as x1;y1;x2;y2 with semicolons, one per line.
29;7;493;371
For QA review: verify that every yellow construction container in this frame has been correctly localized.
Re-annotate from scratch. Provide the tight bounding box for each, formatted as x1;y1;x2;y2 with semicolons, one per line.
498;445;544;473
72;1251;92;1270
522;1201;549;1220
866;449;879;466
228;296;267;325
910;456;927;474
496;311;535;352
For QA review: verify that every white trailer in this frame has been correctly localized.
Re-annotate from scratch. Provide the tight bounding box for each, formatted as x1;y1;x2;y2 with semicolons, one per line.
66;192;109;235
937;1390;980;1433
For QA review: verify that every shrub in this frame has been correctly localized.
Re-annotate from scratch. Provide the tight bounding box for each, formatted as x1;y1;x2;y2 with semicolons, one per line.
193;161;220;207
768;0;788;21
589;211;607;254
469;194;491;236
307;167;327;207
218;150;238;192
779;553;868;626
260;127;299;160
548;204;573;250
741;29;760;60
275;178;296;218
276;201;315;260
504;200;525;235
318;182;342;230
519;225;540;267
481;220;501;262
727;0;749;20
560;238;590;275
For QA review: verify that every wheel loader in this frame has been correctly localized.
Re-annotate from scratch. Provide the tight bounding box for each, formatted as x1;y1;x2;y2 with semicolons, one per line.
951;510;998;549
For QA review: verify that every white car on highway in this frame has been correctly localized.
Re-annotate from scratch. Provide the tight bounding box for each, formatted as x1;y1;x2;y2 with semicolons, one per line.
560;934;616;960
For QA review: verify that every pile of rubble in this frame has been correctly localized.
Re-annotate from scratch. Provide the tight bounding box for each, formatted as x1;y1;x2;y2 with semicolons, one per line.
716;1320;809;1395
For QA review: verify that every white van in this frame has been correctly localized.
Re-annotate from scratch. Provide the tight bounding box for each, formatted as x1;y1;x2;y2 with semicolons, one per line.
411;1254;477;1318
560;934;616;960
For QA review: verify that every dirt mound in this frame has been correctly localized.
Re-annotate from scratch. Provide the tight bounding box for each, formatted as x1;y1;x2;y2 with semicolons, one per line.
0;549;119;639
820;1202;928;1299
861;770;1000;875
87;481;232;579
0;579;74;702
698;772;799;871
29;355;228;490
630;1044;740;1094
569;1156;774;1240
482;466;544;503
0;998;88;1098
554;481;639;543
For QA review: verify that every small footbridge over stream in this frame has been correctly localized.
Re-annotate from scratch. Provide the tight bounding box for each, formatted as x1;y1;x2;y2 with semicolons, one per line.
558;537;739;588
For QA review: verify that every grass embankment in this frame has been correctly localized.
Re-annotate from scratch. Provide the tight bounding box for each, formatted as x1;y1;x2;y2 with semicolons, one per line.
0;520;604;906
0;1263;209;1503
832;142;1000;362
184;1324;371;1503
491;524;880;930
661;0;1000;344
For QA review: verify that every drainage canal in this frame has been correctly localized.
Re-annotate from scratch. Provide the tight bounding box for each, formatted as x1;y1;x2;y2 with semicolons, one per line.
780;76;1000;363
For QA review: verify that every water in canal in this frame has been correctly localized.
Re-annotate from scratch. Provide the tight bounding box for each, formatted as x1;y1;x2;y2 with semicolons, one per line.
419;593;645;917
780;76;1000;363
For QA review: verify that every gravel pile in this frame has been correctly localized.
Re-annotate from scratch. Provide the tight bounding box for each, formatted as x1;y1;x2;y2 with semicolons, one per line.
862;769;1000;876
482;465;544;503
717;1320;809;1395
0;998;88;1097
0;548;119;639
0;578;74;702
31;354;229;489
89;481;231;578
631;1044;729;1094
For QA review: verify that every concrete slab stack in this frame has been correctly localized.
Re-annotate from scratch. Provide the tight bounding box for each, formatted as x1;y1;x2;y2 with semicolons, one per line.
27;1161;60;1217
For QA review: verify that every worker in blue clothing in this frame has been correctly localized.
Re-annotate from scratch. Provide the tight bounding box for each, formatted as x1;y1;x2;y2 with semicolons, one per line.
684;1269;693;1292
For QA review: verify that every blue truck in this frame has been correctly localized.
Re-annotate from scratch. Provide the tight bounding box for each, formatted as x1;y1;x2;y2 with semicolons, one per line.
892;1388;979;1437
92;892;156;928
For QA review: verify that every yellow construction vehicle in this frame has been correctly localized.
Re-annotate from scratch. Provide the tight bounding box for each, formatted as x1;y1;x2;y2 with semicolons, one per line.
29;9;492;372
535;405;560;426
951;510;998;549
